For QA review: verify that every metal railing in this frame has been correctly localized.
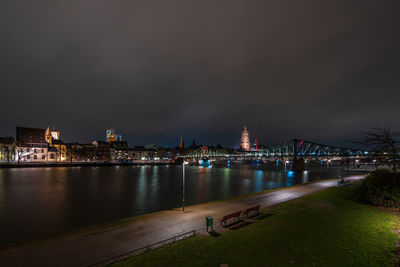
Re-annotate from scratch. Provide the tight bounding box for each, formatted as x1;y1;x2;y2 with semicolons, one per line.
87;230;197;267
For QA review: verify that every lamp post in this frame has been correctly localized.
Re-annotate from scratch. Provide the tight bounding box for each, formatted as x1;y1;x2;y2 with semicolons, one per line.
182;161;189;211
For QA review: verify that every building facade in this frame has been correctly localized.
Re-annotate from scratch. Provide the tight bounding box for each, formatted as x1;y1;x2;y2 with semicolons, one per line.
45;126;60;145
110;144;159;162
92;141;111;162
0;137;15;163
106;129;122;143
67;143;96;162
16;126;46;146
15;127;57;162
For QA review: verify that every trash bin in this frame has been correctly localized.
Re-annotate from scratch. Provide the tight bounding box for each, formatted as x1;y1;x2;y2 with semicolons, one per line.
206;216;213;232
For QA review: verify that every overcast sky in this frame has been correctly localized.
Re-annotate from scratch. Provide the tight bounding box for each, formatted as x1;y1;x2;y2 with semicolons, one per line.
0;1;399;147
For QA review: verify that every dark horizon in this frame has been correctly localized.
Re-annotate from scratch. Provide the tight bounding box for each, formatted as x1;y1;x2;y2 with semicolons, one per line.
1;1;399;147
3;124;370;150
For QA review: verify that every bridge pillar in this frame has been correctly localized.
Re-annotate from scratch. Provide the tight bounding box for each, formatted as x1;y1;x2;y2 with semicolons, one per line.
293;157;305;171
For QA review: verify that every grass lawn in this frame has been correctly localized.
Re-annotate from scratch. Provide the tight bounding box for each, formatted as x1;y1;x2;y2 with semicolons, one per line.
112;182;400;267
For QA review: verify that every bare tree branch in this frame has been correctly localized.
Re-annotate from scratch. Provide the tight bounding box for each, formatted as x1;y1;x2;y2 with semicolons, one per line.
355;125;400;172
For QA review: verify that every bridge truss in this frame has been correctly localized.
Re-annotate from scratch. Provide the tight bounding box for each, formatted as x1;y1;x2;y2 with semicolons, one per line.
263;139;364;157
181;146;231;159
180;139;365;159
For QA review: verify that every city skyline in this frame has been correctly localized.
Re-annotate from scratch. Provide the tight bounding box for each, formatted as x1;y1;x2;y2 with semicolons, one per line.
1;123;370;150
1;1;399;147
4;124;272;149
0;2;399;266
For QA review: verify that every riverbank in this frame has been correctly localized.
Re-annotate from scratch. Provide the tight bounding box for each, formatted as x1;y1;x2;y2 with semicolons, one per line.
0;161;175;168
0;175;366;267
0;177;340;250
113;181;400;267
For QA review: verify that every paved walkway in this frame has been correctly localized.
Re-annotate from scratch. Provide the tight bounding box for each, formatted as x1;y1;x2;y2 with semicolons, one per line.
0;175;365;267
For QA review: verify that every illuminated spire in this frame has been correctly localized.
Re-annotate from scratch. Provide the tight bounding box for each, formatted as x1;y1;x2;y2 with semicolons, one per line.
240;124;250;151
179;136;184;149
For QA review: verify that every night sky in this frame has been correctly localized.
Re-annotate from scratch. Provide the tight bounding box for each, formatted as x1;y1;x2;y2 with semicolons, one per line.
1;1;399;148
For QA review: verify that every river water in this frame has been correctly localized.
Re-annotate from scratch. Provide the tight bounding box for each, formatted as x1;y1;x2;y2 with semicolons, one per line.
0;164;363;244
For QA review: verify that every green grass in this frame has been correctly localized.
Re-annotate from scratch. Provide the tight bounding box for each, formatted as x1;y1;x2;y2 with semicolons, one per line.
112;183;400;267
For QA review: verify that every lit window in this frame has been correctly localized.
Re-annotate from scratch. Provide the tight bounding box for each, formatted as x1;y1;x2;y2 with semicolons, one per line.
34;155;37;160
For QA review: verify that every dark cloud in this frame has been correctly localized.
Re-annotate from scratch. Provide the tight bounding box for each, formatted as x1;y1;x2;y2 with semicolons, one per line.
0;0;399;147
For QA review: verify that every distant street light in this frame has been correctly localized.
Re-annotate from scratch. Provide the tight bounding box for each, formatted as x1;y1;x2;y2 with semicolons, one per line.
285;160;289;170
182;161;189;211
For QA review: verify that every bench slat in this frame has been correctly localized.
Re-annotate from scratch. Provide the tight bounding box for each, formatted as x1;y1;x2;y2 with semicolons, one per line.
219;211;242;226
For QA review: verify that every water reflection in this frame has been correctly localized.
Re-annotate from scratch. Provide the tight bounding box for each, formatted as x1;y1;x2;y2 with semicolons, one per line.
303;171;309;183
254;170;263;192
221;168;230;199
0;165;364;244
135;166;147;209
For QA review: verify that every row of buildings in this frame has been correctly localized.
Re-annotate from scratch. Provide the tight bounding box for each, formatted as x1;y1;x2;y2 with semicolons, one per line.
0;125;258;163
0;127;175;163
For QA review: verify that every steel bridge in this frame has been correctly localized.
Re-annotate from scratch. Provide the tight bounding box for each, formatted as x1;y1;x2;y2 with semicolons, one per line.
180;139;365;159
263;139;364;157
180;146;232;159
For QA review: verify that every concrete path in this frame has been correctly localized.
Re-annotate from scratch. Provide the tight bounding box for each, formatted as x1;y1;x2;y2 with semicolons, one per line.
0;175;365;267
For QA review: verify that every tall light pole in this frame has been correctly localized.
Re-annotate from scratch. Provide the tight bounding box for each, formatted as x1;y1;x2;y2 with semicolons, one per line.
182;161;188;211
285;160;289;171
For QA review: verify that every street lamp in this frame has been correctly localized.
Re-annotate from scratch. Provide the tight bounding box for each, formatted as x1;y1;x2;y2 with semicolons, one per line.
285;160;289;171
182;161;189;211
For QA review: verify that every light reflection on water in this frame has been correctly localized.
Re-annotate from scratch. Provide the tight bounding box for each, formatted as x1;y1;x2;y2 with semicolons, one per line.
0;164;363;244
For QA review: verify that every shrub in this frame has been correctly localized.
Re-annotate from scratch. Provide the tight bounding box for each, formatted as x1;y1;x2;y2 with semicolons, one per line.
359;169;400;208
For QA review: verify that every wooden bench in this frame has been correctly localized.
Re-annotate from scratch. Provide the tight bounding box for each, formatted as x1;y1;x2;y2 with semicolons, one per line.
218;211;242;227
242;205;260;218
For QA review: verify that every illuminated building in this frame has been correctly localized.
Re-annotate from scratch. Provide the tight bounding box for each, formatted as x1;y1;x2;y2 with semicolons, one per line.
45;126;60;145
51;140;67;161
110;143;158;162
179;136;184;149
240;125;250;151
106;128;121;143
0;137;15;163
45;126;66;161
106;129;116;142
15;127;50;162
131;145;157;161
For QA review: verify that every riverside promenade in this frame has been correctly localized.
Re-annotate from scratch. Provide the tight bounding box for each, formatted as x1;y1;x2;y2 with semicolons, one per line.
0;175;365;267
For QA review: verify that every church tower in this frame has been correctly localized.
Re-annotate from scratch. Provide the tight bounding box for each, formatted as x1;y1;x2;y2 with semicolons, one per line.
240;125;250;151
179;136;184;149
